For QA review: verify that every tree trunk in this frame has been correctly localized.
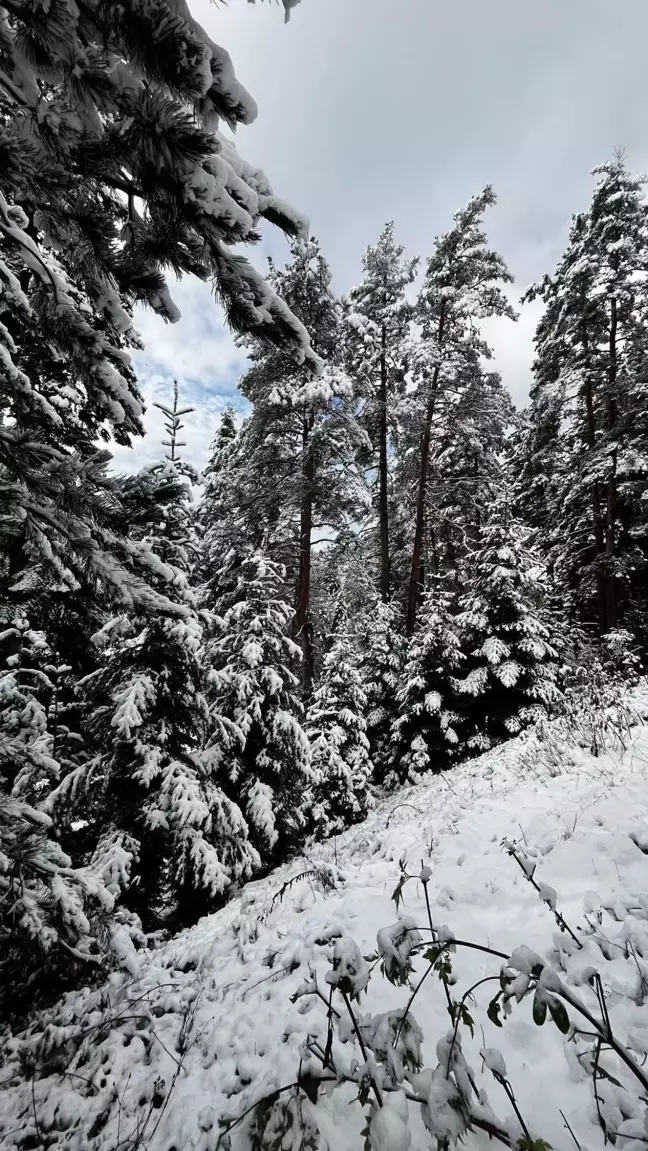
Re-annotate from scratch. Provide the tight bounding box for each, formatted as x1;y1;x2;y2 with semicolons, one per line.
584;375;607;632
406;306;446;635
378;321;390;601
603;295;618;631
295;412;315;695
580;290;608;633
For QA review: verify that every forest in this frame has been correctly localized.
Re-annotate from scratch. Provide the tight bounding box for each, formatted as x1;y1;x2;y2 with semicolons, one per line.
1;3;648;1150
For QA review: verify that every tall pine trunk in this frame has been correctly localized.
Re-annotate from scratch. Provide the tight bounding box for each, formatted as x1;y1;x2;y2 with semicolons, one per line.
406;305;446;635
604;295;618;631
295;411;315;695
378;320;390;601
580;293;608;632
584;376;608;632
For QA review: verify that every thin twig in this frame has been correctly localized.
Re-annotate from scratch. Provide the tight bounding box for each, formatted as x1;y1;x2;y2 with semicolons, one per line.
560;1108;582;1151
340;989;383;1107
592;1038;608;1144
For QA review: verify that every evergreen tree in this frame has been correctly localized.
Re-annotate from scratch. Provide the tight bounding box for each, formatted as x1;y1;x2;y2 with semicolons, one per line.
389;585;464;786
404;187;516;633
234;238;369;691
452;508;561;751
522;156;648;643
198;407;247;587
0;614;131;1021
356;596;408;783
0;0;315;367
346;223;418;600
308;627;374;836
1;0;315;658
154;378;199;481
424;368;514;581
50;413;255;929
204;552;313;865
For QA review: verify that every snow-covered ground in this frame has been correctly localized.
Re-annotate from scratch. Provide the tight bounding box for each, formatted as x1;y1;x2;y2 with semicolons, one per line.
3;699;648;1151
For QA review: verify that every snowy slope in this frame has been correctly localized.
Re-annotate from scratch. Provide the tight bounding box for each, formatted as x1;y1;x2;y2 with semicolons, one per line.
3;701;648;1151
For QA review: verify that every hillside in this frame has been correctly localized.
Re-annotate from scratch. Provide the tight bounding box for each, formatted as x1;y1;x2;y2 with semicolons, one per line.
2;697;648;1151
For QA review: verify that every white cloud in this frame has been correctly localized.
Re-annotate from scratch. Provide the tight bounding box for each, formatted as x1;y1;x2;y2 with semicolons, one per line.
111;0;648;472
109;277;250;474
132;276;248;396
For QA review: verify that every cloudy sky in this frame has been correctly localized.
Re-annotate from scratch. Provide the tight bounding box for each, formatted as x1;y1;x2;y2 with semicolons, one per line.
113;0;648;472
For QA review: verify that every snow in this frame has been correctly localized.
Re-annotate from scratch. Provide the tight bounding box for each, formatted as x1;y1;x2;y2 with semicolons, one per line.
2;697;648;1150
370;1092;411;1151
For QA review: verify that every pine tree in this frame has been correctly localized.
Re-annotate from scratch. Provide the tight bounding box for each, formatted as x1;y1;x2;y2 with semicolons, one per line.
0;0;315;367
198;407;247;585
1;0;315;792
69;608;255;929
154;378;198;481
452;507;561;751
356;596;408;783
234;238;369;691
404;188;516;633
346;224;418;600
0;614;128;1021
204;552;313;865
308;627;374;836
426;369;514;581
49;414;256;929
389;585;464;786
522;156;648;643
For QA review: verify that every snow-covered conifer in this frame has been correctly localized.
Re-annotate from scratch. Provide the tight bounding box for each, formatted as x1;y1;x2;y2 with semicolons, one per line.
307;628;374;836
522;156;648;643
204;552;312;864
70;609;255;928
234;238;369;690
356;596;408;782
52;432;255;928
453;508;561;751
0;616;123;1019
404;188;516;632
346;224;418;599
389;585;464;786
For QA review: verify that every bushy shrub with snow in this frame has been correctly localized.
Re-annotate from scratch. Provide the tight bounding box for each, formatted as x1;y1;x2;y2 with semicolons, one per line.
217;858;648;1151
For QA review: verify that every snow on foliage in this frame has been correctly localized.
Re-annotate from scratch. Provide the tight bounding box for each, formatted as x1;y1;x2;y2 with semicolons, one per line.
453;508;561;749
308;629;375;836
204;552;313;862
1;693;648;1149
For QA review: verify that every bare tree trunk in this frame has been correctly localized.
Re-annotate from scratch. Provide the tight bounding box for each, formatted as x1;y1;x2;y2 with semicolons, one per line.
378;321;390;601
295;412;315;695
406;306;446;635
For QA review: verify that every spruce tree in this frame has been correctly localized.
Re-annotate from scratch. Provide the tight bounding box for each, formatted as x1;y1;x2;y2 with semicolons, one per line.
522;156;648;643
452;508;561;751
308;627;374;836
389;585;464;786
50;409;256;929
404;188;516;633
346;224;418;600
0;614;125;1020
204;551;313;866
356;596;408;783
